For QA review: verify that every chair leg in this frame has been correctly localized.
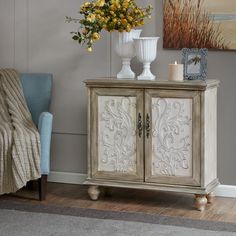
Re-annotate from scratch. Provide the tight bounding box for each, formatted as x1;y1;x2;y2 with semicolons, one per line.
26;180;34;190
38;175;47;201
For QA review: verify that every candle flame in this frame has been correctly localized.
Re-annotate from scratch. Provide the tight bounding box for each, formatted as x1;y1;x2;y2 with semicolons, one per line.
175;61;177;65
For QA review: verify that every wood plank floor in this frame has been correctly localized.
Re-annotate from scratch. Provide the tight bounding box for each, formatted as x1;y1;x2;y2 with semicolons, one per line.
1;182;236;223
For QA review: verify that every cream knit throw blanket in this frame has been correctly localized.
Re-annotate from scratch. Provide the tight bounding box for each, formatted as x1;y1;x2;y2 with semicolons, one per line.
0;69;41;194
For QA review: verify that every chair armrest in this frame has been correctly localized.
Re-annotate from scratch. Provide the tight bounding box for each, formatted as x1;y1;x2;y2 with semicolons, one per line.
38;112;53;175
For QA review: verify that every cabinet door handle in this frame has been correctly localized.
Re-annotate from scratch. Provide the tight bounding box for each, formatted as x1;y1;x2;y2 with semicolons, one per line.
137;113;143;138
146;114;151;138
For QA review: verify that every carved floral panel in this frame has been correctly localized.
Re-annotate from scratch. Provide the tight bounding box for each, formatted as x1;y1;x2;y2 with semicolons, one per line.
98;96;137;173
151;98;193;177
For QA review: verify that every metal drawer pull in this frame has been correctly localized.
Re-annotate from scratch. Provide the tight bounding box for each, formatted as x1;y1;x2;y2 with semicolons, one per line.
146;114;151;138
137;113;143;138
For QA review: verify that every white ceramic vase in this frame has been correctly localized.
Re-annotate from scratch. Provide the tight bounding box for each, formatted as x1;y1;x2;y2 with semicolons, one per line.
114;29;142;79
134;37;159;81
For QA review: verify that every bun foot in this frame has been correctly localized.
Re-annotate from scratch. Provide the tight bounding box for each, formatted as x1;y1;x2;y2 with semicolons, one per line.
88;185;100;201
195;194;207;211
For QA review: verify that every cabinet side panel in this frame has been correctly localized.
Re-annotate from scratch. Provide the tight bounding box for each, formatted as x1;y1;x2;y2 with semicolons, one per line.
87;88;91;178
204;88;217;186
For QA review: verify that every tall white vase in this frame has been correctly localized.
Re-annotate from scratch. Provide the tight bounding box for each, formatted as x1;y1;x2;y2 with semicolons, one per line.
134;37;159;81
114;29;142;79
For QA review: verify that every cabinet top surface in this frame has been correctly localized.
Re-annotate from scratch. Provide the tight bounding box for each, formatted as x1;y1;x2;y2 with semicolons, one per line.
84;78;220;90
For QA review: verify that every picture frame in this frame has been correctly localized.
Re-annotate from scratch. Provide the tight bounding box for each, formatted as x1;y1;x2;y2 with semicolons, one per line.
181;48;208;80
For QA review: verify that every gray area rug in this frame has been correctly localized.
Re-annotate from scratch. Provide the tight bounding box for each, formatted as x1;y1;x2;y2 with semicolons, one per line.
0;209;236;236
0;200;236;236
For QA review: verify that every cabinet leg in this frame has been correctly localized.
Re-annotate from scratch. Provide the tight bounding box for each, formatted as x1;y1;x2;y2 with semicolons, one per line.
194;194;207;211
206;192;215;204
88;186;100;201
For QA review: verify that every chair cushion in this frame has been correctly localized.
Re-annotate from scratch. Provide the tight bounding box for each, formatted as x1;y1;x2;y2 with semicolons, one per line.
20;73;53;125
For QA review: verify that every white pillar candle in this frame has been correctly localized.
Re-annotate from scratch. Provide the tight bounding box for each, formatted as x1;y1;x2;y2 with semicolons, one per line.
168;61;184;81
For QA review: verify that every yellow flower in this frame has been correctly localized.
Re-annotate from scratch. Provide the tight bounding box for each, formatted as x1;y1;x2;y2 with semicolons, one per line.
87;14;96;22
105;17;110;22
87;47;93;52
137;20;144;26
95;9;102;14
80;1;90;10
126;24;131;32
111;0;120;4
96;0;105;7
110;4;117;11
128;16;133;21
121;19;127;26
122;1;129;8
92;32;101;41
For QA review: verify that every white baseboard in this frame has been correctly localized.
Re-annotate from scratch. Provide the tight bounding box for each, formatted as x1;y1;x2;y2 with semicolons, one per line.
48;171;236;198
214;185;236;198
48;171;87;185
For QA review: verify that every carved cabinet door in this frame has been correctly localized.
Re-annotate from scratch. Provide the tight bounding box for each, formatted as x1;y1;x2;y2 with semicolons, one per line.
90;88;144;181
144;89;201;186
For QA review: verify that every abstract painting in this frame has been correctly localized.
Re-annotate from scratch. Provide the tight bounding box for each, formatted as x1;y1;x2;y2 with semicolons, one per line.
163;0;236;50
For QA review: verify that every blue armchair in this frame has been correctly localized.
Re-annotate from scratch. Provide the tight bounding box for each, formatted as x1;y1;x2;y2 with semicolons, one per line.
20;73;53;200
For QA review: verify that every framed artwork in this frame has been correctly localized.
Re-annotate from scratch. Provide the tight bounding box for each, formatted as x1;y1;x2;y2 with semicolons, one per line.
163;0;236;50
182;48;208;80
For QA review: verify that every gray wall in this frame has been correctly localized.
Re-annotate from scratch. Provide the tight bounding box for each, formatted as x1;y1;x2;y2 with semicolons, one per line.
0;0;235;185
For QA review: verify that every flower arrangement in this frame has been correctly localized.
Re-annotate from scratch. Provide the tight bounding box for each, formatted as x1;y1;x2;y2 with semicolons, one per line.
66;0;152;52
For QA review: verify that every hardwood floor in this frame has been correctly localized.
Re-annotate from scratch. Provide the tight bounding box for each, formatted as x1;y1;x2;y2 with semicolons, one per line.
1;182;236;223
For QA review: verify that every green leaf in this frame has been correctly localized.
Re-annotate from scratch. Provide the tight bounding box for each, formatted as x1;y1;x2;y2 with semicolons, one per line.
72;35;79;40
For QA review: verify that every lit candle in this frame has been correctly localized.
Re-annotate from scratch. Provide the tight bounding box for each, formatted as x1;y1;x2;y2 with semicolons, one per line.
168;61;184;81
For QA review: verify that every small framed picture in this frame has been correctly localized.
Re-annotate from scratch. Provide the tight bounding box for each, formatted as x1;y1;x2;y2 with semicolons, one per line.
181;48;208;80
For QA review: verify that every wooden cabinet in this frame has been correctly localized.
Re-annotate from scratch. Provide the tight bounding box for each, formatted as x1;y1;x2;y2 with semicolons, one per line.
84;79;220;211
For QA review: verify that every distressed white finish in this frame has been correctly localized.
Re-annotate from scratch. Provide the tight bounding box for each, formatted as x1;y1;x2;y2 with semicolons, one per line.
204;88;217;186
85;79;220;210
151;98;193;177
98;96;137;173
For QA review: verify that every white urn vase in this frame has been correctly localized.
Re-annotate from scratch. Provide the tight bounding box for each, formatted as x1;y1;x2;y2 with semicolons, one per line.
114;29;142;79
134;37;159;80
